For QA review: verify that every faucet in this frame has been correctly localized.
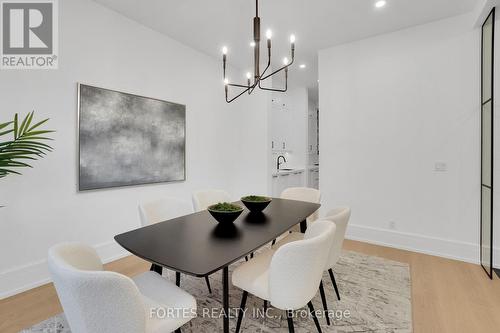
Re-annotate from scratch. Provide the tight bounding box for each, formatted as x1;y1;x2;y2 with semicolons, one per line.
277;155;286;170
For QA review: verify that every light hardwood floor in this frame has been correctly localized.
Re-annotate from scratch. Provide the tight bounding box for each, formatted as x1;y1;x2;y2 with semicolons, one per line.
1;240;500;333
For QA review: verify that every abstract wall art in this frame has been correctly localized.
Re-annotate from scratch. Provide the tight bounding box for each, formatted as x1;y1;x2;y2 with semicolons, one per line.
78;84;186;191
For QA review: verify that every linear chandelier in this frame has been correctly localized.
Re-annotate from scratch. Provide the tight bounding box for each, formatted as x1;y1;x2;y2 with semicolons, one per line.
222;0;295;103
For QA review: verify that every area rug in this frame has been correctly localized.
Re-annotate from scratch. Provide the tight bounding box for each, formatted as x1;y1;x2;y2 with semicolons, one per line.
20;251;412;332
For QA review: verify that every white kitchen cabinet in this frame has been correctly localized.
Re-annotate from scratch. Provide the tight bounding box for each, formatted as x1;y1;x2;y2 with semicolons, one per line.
308;168;319;189
308;110;319;155
270;94;291;152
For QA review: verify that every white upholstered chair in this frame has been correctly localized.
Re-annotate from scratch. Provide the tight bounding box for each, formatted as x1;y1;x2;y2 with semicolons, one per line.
280;187;321;234
48;242;196;333
139;197;193;227
139;197;212;293
232;220;336;333
192;189;232;211
273;207;351;325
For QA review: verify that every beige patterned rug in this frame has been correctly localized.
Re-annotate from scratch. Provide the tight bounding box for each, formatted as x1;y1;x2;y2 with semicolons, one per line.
21;251;412;332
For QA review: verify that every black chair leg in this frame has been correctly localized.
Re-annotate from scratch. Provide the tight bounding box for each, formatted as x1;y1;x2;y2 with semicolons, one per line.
328;268;341;300
204;276;212;294
150;264;163;275
264;300;268;313
235;291;248;333
245;256;249;262
307;301;322;333
176;271;181;287
271;239;276;246
250;252;254;259
319;280;330;325
174;329;181;333
286;310;295;333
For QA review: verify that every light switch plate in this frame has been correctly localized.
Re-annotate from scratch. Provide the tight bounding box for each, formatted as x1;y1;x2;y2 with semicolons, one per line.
434;162;447;172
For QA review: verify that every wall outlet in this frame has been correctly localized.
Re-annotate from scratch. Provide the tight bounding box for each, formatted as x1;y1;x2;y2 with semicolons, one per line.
434;162;447;172
388;221;396;230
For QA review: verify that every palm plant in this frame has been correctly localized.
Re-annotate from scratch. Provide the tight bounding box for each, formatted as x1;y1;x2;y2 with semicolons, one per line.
0;111;54;179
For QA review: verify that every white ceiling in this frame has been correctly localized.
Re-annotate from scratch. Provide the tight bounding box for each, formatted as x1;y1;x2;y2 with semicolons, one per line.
94;0;478;91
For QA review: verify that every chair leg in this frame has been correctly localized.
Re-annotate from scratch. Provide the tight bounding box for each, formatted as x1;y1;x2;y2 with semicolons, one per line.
150;264;162;275
271;239;276;246
235;291;248;333
307;301;322;333
176;271;181;287
318;280;330;325
245;256;249;262
264;300;268;313
205;276;212;294
286;310;295;333
174;329;181;333
250;252;254;259
328;268;341;301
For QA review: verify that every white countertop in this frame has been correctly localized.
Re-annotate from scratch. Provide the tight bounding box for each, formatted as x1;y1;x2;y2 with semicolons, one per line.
272;168;305;176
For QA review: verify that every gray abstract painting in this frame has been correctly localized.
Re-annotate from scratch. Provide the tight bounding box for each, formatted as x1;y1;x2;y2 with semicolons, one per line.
78;84;185;191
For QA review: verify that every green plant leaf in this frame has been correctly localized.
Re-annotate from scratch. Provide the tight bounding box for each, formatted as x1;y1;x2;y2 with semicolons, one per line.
13;114;18;139
27;118;49;132
18;136;54;141
8;140;53;148
2;144;46;154
0;168;22;176
0;121;13;131
18;113;30;137
23;111;34;135
0;129;14;137
22;130;54;136
0;111;54;180
0;160;32;168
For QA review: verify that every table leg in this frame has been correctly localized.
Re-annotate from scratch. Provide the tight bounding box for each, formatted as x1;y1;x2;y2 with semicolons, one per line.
222;266;229;333
300;219;307;233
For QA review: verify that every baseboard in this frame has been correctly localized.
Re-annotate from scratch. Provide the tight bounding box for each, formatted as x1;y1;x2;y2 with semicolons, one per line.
0;240;129;300
346;224;486;265
1;227;496;299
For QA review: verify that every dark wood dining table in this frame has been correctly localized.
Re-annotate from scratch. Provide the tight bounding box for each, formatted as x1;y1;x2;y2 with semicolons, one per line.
114;198;320;333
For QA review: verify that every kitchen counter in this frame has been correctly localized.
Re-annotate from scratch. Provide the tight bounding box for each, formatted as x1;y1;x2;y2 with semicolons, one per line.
272;168;305;177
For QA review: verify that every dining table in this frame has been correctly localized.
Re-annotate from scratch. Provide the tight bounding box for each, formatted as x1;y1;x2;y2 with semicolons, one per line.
114;197;321;333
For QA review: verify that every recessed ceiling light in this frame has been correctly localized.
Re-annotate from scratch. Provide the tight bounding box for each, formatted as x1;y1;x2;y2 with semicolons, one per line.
375;0;386;8
250;41;256;47
299;64;306;69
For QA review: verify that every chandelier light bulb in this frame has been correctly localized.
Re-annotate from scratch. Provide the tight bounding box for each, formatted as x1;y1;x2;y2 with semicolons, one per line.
221;0;296;103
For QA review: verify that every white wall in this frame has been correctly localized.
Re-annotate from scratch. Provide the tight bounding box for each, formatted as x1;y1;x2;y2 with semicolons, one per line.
319;13;482;263
0;0;268;298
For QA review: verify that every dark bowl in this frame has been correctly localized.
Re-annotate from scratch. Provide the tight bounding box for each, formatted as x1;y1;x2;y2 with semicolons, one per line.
208;205;244;224
241;196;272;213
